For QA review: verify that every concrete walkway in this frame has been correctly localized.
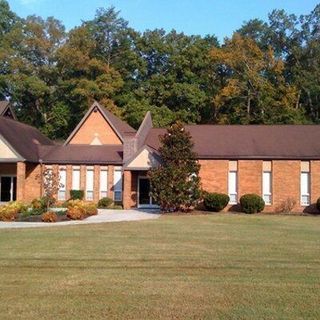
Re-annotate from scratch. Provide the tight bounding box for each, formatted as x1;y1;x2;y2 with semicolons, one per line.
0;209;161;229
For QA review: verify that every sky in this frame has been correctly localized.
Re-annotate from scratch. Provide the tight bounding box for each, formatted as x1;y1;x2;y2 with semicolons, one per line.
7;0;320;42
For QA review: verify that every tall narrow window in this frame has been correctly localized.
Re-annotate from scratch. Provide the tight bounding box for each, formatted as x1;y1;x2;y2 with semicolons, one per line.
58;167;66;201
228;161;238;204
262;161;272;205
86;167;94;201
114;167;122;202
301;162;310;206
72;166;80;190
100;167;108;199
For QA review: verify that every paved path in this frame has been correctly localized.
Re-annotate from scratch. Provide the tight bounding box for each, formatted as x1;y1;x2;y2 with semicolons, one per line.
0;209;161;229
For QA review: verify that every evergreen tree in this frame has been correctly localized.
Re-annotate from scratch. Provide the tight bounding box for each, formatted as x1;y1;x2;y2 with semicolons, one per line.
148;122;201;212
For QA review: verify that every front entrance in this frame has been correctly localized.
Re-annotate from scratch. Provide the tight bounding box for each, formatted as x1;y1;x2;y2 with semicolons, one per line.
0;176;16;202
138;177;158;208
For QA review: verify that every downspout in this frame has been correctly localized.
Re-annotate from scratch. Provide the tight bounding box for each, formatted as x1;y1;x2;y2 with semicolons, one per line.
39;159;43;196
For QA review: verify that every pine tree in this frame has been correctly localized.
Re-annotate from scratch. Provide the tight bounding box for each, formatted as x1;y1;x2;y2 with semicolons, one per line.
148;122;201;212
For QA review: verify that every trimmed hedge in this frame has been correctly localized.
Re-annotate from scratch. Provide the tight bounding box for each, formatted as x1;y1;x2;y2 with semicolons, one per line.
98;197;113;208
70;190;84;200
240;194;265;214
203;192;229;212
317;198;320;211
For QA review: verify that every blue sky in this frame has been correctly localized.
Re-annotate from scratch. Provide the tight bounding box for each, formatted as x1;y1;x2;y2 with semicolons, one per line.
7;0;320;42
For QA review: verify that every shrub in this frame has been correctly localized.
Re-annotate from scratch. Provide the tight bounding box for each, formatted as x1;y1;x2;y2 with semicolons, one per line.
42;211;58;223
240;194;265;214
83;202;98;216
203;192;229;212
98;197;113;208
276;198;297;213
0;201;29;221
70;190;84;200
66;200;97;219
316;198;320;211
67;207;85;220
0;206;17;221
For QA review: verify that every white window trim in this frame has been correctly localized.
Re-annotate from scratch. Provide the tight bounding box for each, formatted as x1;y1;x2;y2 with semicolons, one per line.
72;166;81;191
113;167;122;202
262;171;272;206
228;170;238;205
86;167;94;201
99;167;108;199
300;171;310;206
58;168;67;201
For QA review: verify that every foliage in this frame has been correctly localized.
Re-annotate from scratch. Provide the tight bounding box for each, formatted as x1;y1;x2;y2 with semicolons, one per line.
240;194;265;214
42;211;58;223
1;1;320;137
203;192;230;212
98;197;113;208
69;190;84;200
149;122;201;212
0;201;28;221
275;197;297;213
38;168;62;210
66;199;98;219
317;198;320;212
83;202;98;216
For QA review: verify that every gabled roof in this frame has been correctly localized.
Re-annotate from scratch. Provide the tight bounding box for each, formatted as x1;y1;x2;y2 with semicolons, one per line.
0;101;17;120
0;116;54;162
145;125;320;160
64;101;136;145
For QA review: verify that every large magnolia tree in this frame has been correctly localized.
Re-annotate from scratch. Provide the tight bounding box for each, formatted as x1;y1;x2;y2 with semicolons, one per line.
148;122;201;212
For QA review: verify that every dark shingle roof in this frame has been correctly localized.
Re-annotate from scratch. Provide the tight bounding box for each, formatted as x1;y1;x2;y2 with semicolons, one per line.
0;117;54;162
145;125;320;160
39;145;123;164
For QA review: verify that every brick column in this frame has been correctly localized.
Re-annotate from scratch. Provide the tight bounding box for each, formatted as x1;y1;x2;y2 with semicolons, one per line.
66;165;72;199
108;165;114;200
16;162;26;201
80;165;86;192
94;165;100;202
123;170;131;209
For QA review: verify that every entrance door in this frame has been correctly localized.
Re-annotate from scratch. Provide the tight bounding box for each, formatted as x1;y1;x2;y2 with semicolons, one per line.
138;177;158;208
0;176;17;202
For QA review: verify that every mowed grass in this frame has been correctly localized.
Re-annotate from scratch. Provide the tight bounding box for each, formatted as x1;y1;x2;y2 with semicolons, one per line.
0;215;319;319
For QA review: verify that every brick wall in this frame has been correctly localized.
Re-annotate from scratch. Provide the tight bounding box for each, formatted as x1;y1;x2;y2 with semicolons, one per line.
199;160;228;193
24;163;42;202
69;110;122;145
199;159;320;213
123;170;138;209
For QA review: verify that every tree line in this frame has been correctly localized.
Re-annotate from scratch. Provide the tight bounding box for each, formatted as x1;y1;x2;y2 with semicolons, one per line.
0;0;319;139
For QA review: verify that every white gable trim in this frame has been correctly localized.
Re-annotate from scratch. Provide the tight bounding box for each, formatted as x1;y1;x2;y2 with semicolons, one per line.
124;145;161;170
0;134;24;162
64;101;123;145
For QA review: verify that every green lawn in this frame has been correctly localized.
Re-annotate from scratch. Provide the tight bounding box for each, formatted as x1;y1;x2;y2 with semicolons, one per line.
0;215;319;320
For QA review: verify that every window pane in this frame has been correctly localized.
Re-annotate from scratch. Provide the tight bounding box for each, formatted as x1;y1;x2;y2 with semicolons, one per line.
58;169;66;200
114;191;122;202
86;191;94;201
263;194;271;205
72;168;80;190
100;170;108;197
301;172;309;195
86;169;94;200
114;168;122;192
100;191;107;199
228;171;237;203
